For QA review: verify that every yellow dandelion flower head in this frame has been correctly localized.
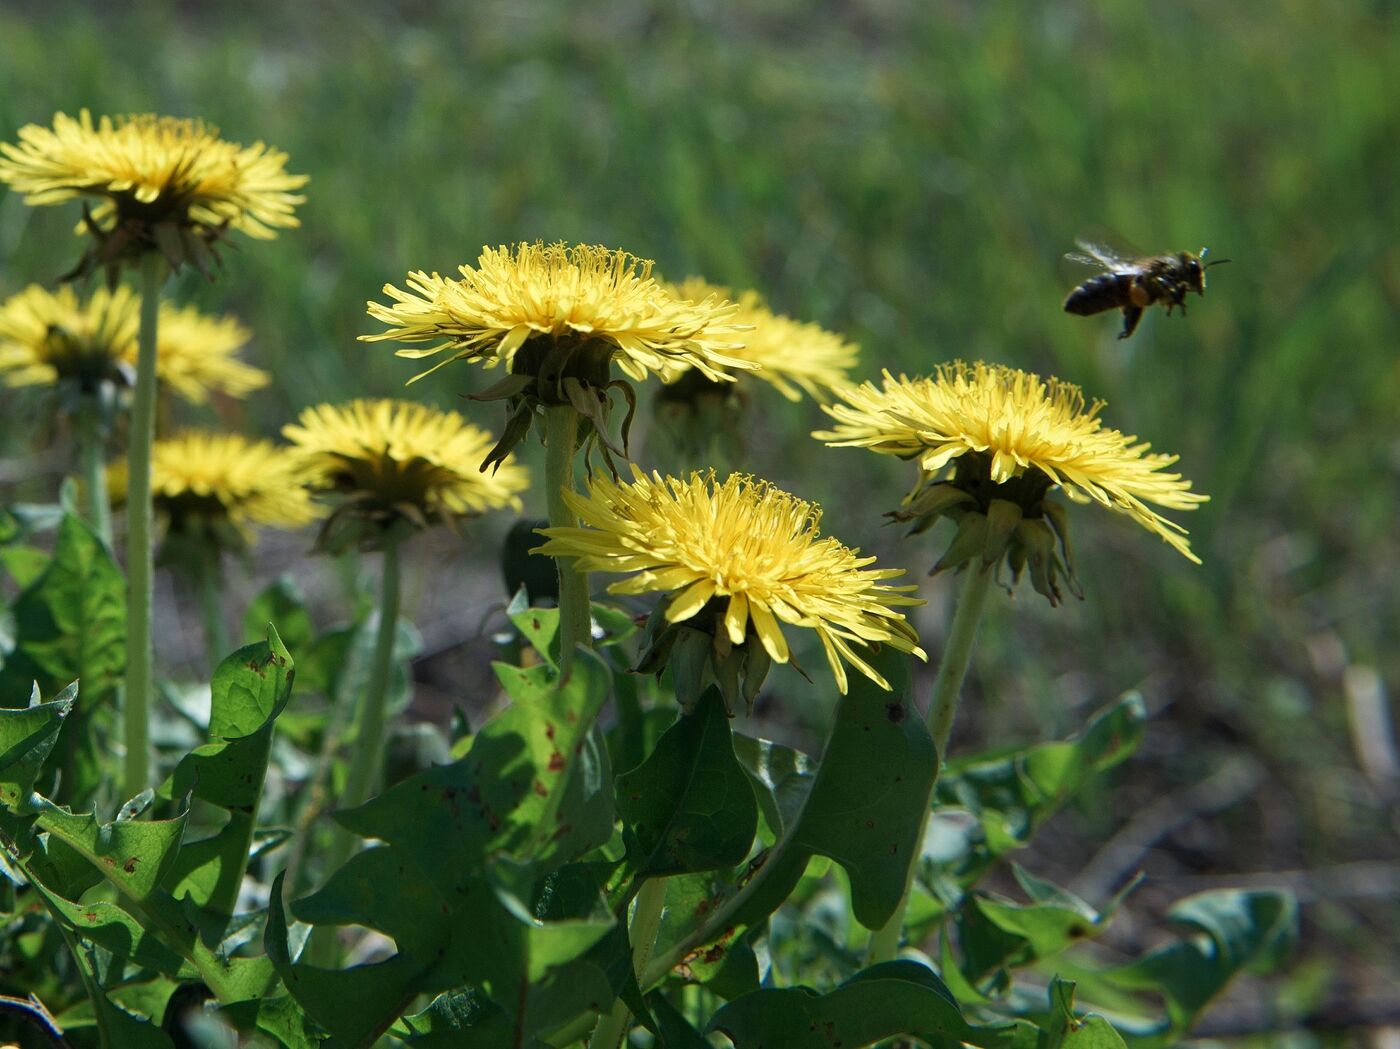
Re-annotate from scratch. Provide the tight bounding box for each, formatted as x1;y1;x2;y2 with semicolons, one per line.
0;283;267;403
0;283;138;390
663;278;859;401
110;431;318;534
536;467;926;694
362;241;755;385
142;303;267;404
282;398;529;522
815;361;1208;561
0;110;307;242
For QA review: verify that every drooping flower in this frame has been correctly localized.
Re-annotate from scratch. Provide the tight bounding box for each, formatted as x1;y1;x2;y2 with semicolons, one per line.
283;398;529;551
362;243;753;468
109;431;318;556
814;361;1208;603
0;109;307;279
661;279;859;402
0;283;267;402
535;467;925;702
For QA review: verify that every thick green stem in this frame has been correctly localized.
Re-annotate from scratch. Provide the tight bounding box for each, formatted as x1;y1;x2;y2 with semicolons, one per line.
590;878;668;1048
76;396;111;549
867;564;994;964
342;539;402;812
122;253;164;798
544;405;590;674
309;541;403;968
195;554;230;669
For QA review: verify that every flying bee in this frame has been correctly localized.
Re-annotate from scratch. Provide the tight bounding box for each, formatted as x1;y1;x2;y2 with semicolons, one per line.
1062;241;1229;340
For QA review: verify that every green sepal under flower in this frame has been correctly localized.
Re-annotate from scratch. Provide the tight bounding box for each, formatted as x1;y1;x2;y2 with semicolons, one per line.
634;597;781;716
893;452;1083;606
473;332;639;475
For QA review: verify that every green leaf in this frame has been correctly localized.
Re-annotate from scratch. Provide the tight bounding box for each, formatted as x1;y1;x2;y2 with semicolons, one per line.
221;994;327;1049
243;576;315;655
89;987;179;1049
157;628;295;913
0;683;75;808
0;514;124;800
647;991;713;1048
935;695;1146;891
0;513;125;707
1098;889;1297;1046
161;629;295;808
19;795;275;1003
708;960;1032;1049
392;988;511;1047
508;592;561;668
339;648;614;874
968;866;1125;968
34;801;187;901
731;731;814;844
0;543;50;588
268;870;436;1049
36;887;187;977
789;649;937;930
1042;977;1129;1049
617;688;759;878
284;651;617;1045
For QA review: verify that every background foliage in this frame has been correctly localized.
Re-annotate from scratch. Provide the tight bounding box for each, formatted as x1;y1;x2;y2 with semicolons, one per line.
1;0;1397;1040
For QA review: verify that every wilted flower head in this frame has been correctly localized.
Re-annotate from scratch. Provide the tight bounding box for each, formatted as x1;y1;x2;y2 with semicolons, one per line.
661;279;859;403
362;242;753;468
0;109;307;280
109;431;317;559
283;398;529;551
535;467;924;705
814;362;1207;604
0;283;267;403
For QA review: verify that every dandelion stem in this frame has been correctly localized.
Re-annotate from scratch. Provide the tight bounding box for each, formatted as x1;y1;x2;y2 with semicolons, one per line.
867;563;994;965
310;538;404;967
195;555;229;668
76;394;111;549
590;877;668;1049
342;538;402;813
122;252;165;798
544;405;590;673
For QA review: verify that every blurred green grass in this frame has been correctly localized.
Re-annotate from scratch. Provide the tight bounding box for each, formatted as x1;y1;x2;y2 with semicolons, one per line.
2;0;1398;1019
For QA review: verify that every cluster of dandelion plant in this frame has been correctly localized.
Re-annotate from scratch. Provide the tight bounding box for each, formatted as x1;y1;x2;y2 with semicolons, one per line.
284;398;527;812
0;108;306;795
363;241;751;669
0;95;1248;1049
815;359;1207;962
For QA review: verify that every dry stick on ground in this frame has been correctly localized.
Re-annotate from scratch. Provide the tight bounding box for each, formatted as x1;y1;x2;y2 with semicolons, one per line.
1069;756;1266;902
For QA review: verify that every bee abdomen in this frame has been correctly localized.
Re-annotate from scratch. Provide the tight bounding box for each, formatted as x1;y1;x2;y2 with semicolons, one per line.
1063;273;1135;316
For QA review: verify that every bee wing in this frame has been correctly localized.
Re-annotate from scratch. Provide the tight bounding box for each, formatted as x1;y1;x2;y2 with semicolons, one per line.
1068;239;1137;271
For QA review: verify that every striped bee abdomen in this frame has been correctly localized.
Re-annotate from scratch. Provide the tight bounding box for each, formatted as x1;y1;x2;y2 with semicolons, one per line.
1063;272;1137;316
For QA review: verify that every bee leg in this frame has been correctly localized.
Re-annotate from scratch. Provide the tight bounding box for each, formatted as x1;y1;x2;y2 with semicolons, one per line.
1117;306;1144;340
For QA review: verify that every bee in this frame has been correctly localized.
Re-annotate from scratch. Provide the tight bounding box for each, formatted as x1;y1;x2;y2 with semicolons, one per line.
1063;241;1229;340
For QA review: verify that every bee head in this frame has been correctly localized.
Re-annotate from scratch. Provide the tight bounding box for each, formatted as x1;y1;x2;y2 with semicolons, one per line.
1191;247;1231;293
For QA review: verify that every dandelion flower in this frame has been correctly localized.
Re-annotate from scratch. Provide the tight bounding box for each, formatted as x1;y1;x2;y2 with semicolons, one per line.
0;283;267;402
283;399;528;550
364;242;752;385
536;467;925;698
149;303;266;404
0;109;307;278
662;279;859;402
109;432;317;553
814;362;1207;603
